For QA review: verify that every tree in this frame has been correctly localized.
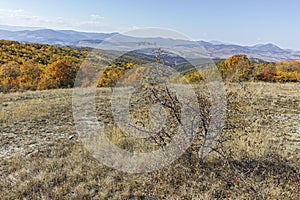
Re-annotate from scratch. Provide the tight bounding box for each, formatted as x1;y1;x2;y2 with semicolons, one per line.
218;55;254;82
38;60;79;90
0;61;20;92
97;62;135;87
181;70;203;84
274;60;300;82
254;63;276;81
18;62;42;90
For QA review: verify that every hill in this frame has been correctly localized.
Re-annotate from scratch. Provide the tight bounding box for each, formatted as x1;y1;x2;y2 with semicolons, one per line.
0;40;299;93
0;82;299;199
0;40;148;92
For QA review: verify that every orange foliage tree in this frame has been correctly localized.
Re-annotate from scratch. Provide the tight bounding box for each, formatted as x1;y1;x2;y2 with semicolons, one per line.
0;61;20;92
253;63;276;82
38;60;79;90
18;62;43;90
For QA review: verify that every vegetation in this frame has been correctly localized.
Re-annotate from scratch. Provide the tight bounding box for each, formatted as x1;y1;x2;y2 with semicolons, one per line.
0;40;299;198
0;40;300;92
0;83;299;199
218;55;300;82
217;54;254;81
0;40;87;92
97;62;136;87
273;60;300;82
37;60;79;90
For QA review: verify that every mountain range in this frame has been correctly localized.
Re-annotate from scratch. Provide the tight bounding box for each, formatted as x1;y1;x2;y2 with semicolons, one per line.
0;26;299;62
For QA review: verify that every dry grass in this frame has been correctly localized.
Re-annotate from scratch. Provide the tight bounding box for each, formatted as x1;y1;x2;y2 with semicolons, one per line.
0;83;299;199
0;89;72;125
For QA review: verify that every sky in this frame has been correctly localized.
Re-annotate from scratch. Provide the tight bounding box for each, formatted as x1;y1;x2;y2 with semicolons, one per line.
0;0;300;49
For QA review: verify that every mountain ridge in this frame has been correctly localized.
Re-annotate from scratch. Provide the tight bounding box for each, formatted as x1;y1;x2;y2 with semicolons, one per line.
0;27;299;62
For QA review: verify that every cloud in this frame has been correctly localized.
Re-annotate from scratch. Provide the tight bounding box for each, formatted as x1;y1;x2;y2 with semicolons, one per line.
90;14;104;20
0;9;26;17
0;9;113;32
0;9;40;26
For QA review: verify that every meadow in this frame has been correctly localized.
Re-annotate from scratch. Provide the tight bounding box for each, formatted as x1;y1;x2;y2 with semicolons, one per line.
0;82;299;199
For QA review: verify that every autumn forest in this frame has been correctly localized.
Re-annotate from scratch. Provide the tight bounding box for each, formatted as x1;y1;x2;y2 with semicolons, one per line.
0;40;299;93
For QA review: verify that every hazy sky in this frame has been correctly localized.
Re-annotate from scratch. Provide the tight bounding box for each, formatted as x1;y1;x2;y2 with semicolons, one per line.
0;0;299;49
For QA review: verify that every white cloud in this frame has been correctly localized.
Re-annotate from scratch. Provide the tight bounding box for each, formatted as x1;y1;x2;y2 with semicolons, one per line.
0;9;114;32
90;14;104;20
0;9;26;17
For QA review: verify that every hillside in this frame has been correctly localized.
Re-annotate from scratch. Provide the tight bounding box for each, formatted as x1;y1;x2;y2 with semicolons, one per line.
0;40;146;92
0;40;88;91
0;35;299;200
0;40;88;65
0;83;299;199
0;40;299;93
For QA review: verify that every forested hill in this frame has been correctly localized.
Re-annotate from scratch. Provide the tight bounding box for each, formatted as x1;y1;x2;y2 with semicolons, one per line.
0;40;148;92
0;40;90;92
0;40;300;93
0;40;88;65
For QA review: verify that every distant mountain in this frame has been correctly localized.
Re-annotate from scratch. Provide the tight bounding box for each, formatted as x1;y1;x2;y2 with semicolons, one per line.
209;40;233;45
0;27;299;62
0;25;41;31
249;43;286;53
0;28;117;46
196;41;300;61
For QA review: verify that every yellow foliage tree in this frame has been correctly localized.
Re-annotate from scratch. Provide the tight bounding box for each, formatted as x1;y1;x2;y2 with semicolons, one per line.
218;55;254;82
97;62;135;87
274;60;300;82
182;71;203;84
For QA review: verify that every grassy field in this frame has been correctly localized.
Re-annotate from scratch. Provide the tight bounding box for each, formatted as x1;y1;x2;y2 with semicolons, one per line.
0;82;299;199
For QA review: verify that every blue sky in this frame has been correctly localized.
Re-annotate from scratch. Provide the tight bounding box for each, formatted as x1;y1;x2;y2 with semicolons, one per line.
0;0;300;49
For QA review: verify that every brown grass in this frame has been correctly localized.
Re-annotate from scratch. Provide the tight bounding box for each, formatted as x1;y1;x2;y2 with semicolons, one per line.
0;83;299;199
